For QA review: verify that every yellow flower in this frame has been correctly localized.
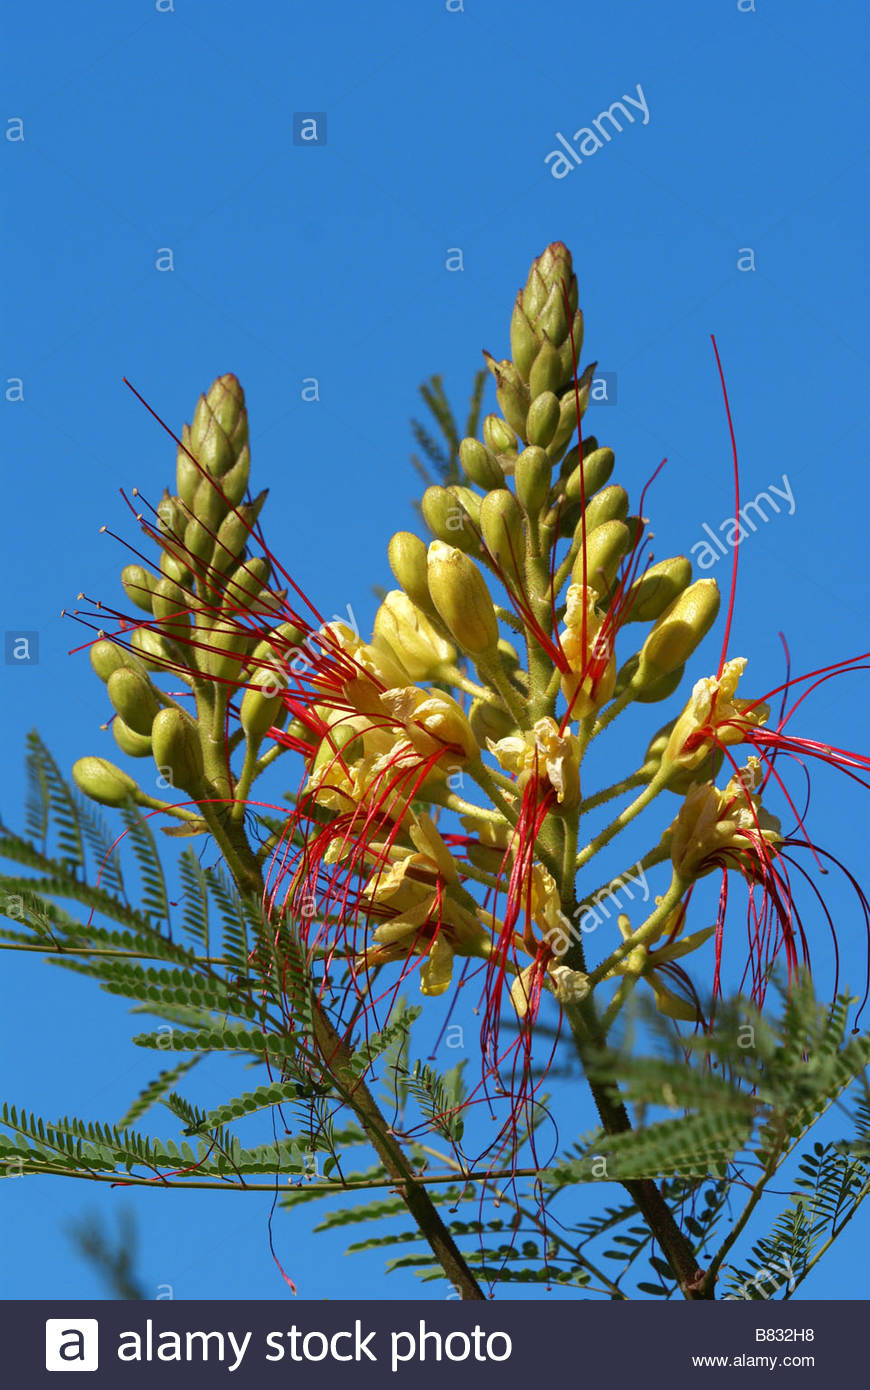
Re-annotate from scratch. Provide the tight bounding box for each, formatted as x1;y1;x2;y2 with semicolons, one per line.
668;757;782;881
356;812;492;997
663;658;769;773
372;590;455;681
487;716;581;807
558;584;616;718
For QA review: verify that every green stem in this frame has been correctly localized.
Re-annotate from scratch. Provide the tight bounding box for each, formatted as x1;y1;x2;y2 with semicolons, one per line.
475;652;531;731
587;874;686;988
577;770;646;817
576;770;668;871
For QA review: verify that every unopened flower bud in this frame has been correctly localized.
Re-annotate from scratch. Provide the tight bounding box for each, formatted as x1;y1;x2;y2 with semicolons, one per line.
222;556;271;611
219;445;251;509
482;413;517;458
159;548;193;588
151;576;192;640
583;484;628;531
421;485;478;552
190;373;248;479
176;423;200;509
106;667;161;737
572;519;631;597
515;446;551;516
459;437;503;491
510;294;540;381
129;625;175;673
121;565;157;615
564;445;615;503
469;697;515;744
525;391;561;450
240;671;286;743
615;653;686;703
112;717;153;758
479;489;526;589
529;337;566;400
157;490;187;541
203;622;253;682
151;708;205;796
90;640;146;683
193;473;229;531
211;493;266;575
387;531;439;616
624;556;692;624
637;579;720;681
73;756;141;808
427;541;499;656
485;353;530;438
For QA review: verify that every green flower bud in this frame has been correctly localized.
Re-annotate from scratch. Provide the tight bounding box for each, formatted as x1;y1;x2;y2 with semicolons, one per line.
480;489;525;589
112;717;153;758
240;670;285;742
563;444;615;503
558;311;585;382
151;708;205;797
219;445;251;509
190;373;248;479
546;380;588;462
529;338;565;399
637;579;721;680
615;654;686;704
421;486;478;552
159;548;193;588
536;286;570;349
482;413;516;458
106;667;161;737
469;697;515;744
583;484;628;531
202;622;252;682
459;437;503;491
515;446;551;516
151;576;191;641
176;423;200;509
222;556;271;611
121;565;157;614
449;484;482;527
156;490;188;541
485;354;530;439
525;391;561;449
244;622;303;678
130;625;175;673
522;243;577;322
211;493;266;575
624;556;693;624
90;639;146;683
193;473;229;532
572;519;631;596
427;541;499;656
184;515;215;569
510;293;540;381
73;756;141;808
388;531;438;614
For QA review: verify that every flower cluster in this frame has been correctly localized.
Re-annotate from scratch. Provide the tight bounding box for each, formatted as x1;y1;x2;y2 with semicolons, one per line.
71;242;870;1142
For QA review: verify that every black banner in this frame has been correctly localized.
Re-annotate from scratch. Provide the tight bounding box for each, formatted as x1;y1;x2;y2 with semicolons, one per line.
5;1299;858;1385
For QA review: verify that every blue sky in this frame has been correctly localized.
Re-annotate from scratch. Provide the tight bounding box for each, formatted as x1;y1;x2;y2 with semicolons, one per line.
2;0;869;1301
